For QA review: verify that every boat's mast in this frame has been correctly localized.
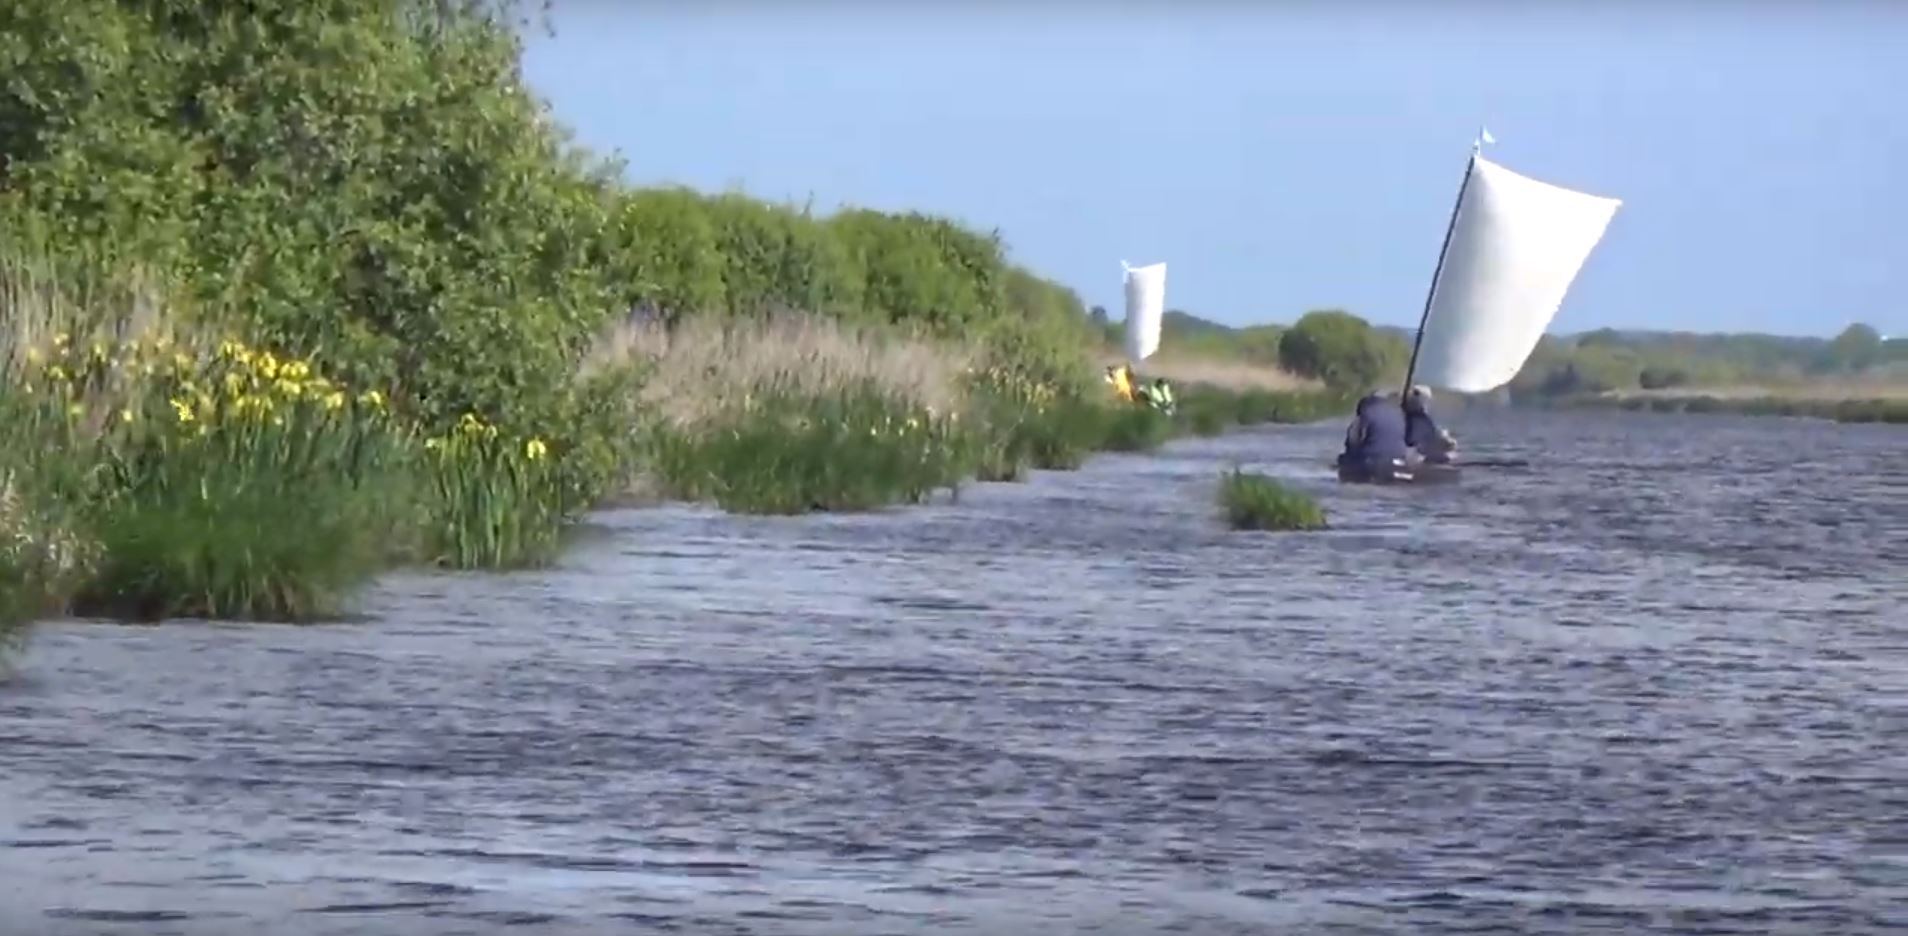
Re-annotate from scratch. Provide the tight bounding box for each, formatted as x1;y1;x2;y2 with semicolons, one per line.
1401;141;1482;396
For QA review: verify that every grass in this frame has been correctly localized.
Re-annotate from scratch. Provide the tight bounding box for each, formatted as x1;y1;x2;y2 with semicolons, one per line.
1218;468;1328;532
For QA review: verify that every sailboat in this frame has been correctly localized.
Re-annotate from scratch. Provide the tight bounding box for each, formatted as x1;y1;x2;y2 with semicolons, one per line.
1111;260;1166;403
1338;130;1623;484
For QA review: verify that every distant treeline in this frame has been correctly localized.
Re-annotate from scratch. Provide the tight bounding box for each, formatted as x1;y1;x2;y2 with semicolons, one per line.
1099;304;1906;400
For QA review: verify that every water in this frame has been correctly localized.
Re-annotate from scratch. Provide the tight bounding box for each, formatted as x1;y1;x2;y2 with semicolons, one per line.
4;411;1906;935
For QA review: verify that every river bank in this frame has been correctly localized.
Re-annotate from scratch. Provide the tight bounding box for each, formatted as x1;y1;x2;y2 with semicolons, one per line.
0;294;1345;635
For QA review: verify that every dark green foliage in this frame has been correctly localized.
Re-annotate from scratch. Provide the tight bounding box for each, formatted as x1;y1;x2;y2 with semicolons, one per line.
613;187;730;322
1277;309;1404;392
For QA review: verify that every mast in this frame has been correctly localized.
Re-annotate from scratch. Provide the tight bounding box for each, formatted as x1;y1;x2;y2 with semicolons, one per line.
1401;137;1484;396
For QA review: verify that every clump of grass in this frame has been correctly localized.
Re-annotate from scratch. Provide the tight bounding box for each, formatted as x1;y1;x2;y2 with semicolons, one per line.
1218;468;1327;532
652;379;974;514
30;336;416;621
1098;405;1176;452
1173;384;1238;437
0;251;601;624
962;360;1103;480
595;313;1105;509
417;412;570;568
1;464;97;641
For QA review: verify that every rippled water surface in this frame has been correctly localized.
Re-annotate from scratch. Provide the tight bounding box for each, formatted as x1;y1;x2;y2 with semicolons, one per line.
5;411;1907;935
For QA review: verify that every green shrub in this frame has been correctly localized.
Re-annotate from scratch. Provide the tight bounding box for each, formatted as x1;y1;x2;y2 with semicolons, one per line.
1218;468;1327;532
704;192;865;319
829;209;1007;334
1276;310;1403;392
613;187;730;323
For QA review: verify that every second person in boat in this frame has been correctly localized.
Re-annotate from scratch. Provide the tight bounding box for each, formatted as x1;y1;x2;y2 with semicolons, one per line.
1403;385;1458;464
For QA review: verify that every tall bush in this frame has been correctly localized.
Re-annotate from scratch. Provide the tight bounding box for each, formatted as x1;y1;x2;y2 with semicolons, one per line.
1277;309;1400;392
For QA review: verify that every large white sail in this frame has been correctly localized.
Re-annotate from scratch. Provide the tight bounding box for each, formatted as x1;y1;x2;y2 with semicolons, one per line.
1411;155;1621;393
1121;261;1167;362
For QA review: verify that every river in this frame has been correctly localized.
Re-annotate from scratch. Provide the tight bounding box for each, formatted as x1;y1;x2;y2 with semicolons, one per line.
3;410;1905;935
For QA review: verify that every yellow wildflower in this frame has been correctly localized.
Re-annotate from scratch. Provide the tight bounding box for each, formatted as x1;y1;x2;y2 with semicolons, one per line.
47;365;68;381
54;332;70;347
119;408;135;424
170;399;195;424
274;377;304;399
358;390;385;410
322;391;346;411
256;351;279;379
525;438;548;461
67;403;82;417
281;360;311;381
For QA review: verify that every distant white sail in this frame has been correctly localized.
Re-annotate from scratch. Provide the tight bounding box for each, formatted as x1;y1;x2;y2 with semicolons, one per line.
1411;155;1621;393
1122;260;1167;362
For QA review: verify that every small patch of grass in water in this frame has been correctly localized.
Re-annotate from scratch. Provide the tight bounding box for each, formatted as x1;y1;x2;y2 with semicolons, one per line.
1218;468;1327;532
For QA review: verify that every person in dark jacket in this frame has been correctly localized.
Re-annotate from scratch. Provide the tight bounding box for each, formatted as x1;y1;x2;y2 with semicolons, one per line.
1403;384;1458;464
1338;392;1410;470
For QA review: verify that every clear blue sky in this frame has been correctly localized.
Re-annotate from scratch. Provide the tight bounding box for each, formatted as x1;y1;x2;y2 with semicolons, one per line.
519;1;1907;338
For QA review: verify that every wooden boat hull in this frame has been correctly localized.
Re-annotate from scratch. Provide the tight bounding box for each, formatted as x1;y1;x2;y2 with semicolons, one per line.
1336;458;1461;485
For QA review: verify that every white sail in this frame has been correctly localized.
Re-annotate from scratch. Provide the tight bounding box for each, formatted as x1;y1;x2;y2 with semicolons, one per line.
1121;260;1166;362
1412;155;1621;393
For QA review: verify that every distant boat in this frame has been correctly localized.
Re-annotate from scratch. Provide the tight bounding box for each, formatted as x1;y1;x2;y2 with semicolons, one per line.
1340;131;1622;485
1108;260;1170;408
1121;260;1166;364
